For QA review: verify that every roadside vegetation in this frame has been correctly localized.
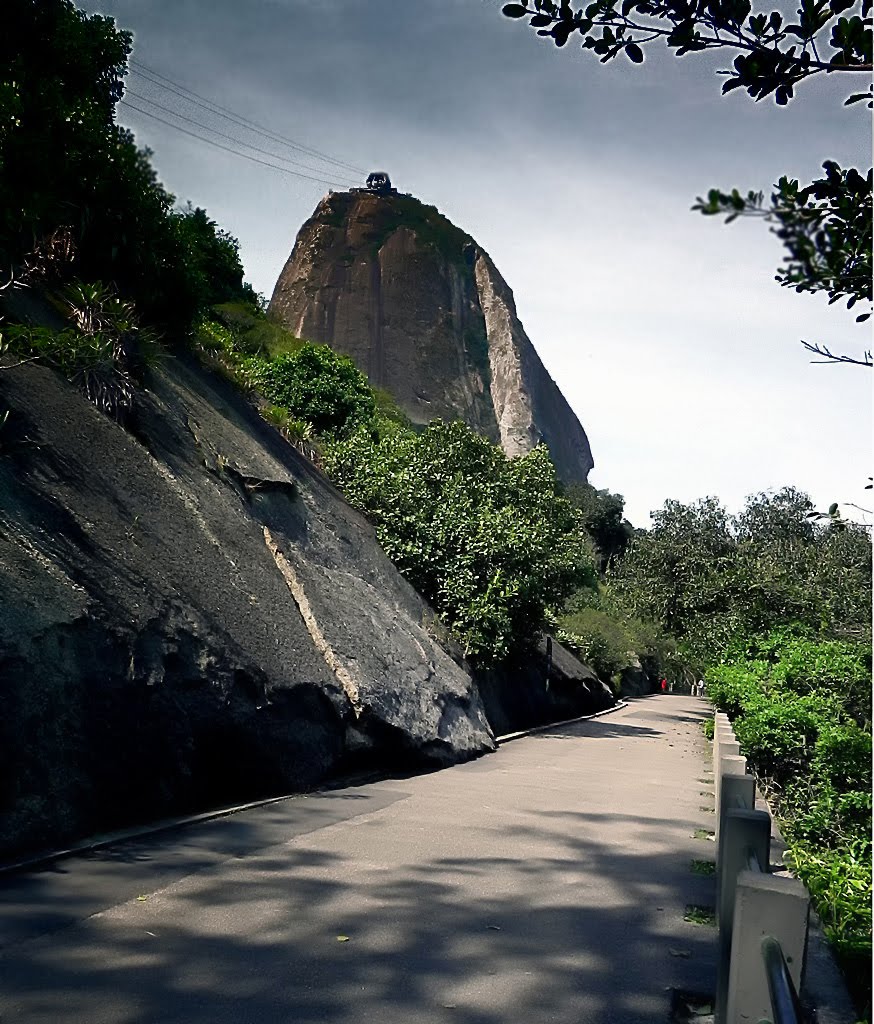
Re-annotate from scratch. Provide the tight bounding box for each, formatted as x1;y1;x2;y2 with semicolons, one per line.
607;490;872;1014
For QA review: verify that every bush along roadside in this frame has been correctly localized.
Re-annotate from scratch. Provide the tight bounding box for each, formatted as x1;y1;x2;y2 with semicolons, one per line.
707;631;872;1017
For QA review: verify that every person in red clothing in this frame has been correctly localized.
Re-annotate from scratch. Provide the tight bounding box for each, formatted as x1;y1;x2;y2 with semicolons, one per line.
660;678;667;693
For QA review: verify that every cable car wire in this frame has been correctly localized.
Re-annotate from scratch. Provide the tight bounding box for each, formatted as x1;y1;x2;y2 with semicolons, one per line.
130;60;367;177
123;87;359;184
118;98;354;189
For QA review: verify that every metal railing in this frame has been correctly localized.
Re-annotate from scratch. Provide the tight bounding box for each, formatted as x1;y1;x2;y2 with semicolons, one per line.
761;935;804;1024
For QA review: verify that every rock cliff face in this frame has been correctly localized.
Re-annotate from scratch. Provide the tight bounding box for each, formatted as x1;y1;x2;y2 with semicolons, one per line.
0;354;496;858
269;191;594;484
0;349;613;860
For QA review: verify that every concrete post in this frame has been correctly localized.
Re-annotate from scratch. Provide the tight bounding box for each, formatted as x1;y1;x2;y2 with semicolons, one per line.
713;720;734;777
724;871;809;1024
720;739;741;759
714;754;747;844
719;808;770;925
716;773;756;869
714;808;772;1021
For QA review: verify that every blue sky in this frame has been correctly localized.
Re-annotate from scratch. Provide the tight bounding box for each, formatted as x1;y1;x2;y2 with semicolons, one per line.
87;0;872;527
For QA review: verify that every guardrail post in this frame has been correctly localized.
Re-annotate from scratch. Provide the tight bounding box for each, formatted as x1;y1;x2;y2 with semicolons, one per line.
724;870;809;1024
720;738;741;759
715;754;747;847
712;716;732;776
716;772;756;876
715;808;771;1021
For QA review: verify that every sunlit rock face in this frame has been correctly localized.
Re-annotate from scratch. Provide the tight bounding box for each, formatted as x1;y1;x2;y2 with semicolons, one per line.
269;189;594;484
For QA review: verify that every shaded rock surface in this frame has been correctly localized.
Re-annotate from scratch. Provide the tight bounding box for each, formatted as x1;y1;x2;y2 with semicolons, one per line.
269;190;594;484
0;354;497;858
474;637;615;737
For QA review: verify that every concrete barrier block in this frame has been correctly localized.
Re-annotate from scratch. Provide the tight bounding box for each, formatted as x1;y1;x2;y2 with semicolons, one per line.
725;870;809;1024
716;776;757;868
715;807;772;1022
713;721;736;775
720;739;741;759
715;754;747;833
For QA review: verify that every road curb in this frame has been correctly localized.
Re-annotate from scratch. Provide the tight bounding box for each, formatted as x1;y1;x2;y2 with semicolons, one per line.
495;699;628;744
0;792;302;878
1;701;630;878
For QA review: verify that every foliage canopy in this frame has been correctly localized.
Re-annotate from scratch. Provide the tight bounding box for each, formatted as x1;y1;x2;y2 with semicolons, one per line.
0;0;253;329
501;0;872;364
326;421;596;660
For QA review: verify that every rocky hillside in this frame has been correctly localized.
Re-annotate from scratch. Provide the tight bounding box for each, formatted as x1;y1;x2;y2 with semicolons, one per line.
269;190;594;484
0;350;612;860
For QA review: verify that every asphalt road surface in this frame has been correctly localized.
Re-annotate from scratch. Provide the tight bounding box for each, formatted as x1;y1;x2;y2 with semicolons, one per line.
0;696;718;1024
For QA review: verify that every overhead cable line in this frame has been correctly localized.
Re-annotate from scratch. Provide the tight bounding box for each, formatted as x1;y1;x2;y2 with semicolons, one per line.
124;87;359;184
129;60;367;177
118;98;354;189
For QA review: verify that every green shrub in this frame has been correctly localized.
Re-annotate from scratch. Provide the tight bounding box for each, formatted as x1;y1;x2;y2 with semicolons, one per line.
704;663;763;718
786;837;871;1008
732;692;836;786
246;343;374;438
767;636;871;726
193;317;237;356
558;607;633;681
326;421;595;661
211;303;304;358
812;722;872;794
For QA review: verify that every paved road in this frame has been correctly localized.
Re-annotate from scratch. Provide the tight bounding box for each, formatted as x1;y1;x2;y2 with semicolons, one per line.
0;696;717;1024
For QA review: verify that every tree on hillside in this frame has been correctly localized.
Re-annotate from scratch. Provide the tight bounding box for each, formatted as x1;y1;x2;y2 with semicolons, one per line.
500;0;872;365
326;420;596;660
607;496;738;640
0;0;252;328
565;482;634;570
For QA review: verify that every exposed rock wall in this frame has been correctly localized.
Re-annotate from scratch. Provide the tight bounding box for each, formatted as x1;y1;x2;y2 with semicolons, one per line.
474;638;615;737
269;191;594;484
0;354;496;858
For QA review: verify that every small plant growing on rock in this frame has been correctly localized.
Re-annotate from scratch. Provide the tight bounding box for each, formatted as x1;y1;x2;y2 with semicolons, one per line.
2;279;160;420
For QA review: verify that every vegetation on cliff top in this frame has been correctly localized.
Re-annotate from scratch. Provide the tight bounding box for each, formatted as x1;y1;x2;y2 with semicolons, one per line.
317;189;474;267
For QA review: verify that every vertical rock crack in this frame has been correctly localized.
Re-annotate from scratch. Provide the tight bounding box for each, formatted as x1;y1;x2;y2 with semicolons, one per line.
263;526;363;716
